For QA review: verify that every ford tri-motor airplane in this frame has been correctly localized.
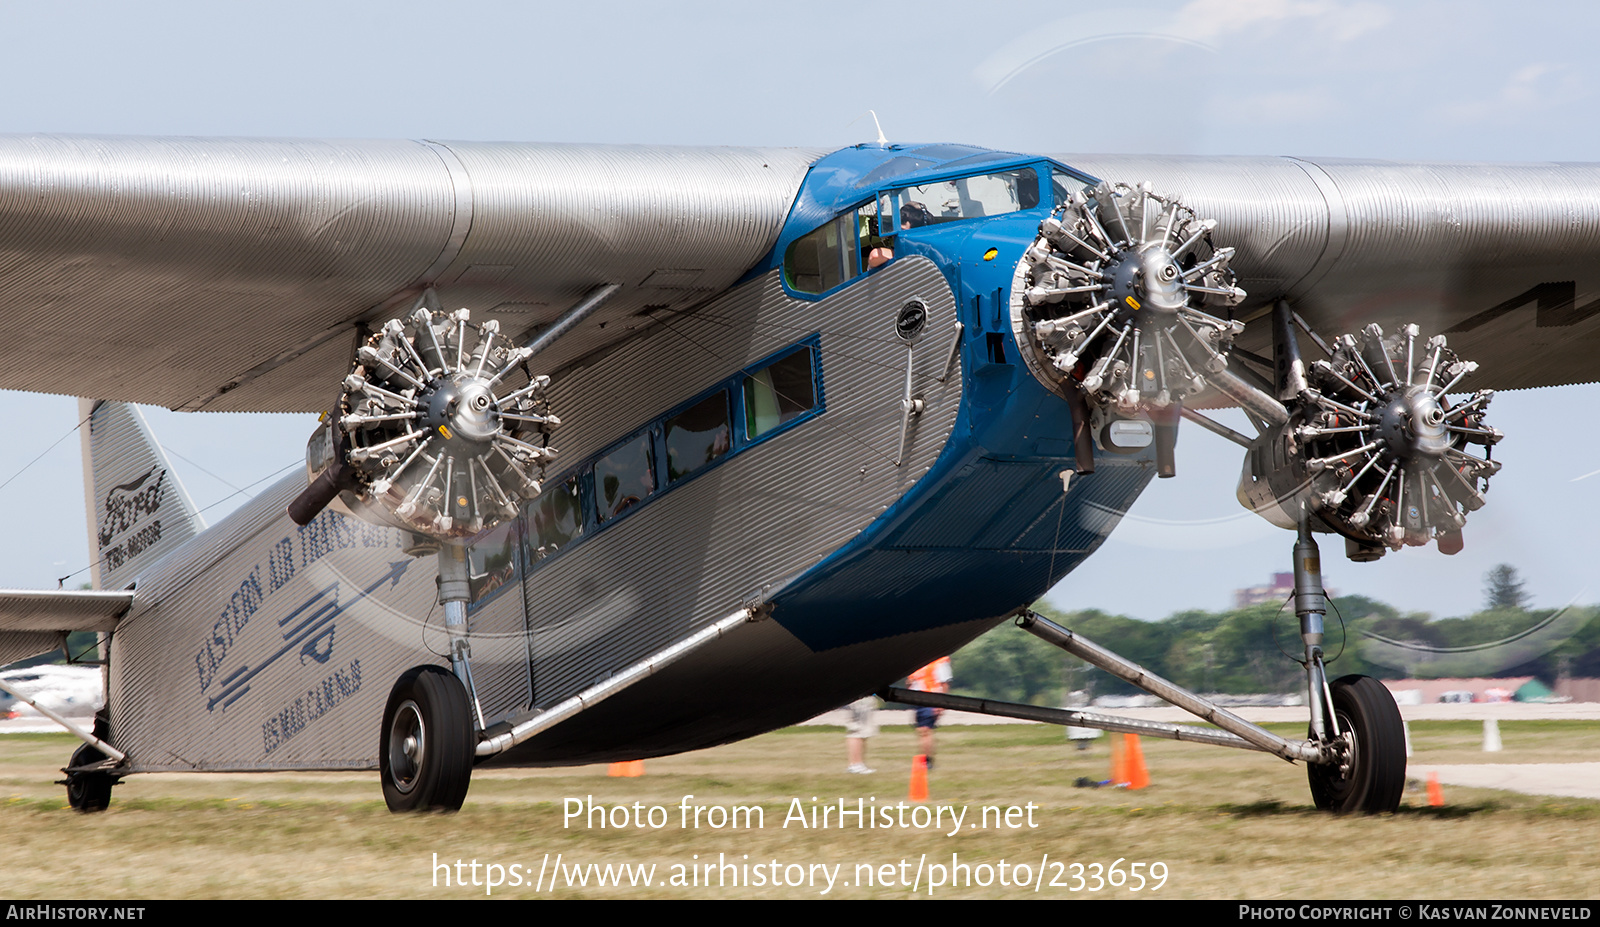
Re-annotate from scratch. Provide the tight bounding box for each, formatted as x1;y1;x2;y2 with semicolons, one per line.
0;137;1593;813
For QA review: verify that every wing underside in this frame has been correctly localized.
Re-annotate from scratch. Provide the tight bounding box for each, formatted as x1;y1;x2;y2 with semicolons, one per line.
0;136;822;412
0;589;133;666
1061;154;1600;391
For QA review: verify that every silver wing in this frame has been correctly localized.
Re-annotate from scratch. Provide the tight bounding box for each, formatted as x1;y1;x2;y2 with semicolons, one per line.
1063;154;1600;390
0;136;822;412
4;138;1598;415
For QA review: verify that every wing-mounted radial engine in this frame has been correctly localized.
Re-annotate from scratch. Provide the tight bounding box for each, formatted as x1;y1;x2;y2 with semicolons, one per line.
1011;180;1251;476
289;285;617;812
287;305;566;810
1238;320;1502;560
288;306;557;540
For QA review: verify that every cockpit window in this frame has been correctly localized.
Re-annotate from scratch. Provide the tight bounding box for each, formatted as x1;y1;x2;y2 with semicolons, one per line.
783;202;883;295
784;213;859;295
883;166;1039;230
1051;165;1096;207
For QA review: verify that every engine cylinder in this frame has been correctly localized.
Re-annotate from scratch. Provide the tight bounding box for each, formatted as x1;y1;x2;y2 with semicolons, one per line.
305;307;558;541
1238;323;1501;557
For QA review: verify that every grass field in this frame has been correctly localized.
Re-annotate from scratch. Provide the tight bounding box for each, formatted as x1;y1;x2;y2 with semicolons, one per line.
2;721;1597;899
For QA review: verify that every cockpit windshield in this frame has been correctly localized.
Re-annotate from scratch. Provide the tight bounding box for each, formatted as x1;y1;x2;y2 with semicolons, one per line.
882;166;1039;230
782;162;1070;298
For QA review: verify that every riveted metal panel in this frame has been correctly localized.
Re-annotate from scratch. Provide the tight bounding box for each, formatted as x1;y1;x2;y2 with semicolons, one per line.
520;260;963;710
0;632;63;668
98;257;962;770
106;480;448;771
0;590;131;633
80;401;205;591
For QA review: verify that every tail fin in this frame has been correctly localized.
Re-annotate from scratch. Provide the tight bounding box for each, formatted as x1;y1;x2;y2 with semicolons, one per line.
77;400;205;590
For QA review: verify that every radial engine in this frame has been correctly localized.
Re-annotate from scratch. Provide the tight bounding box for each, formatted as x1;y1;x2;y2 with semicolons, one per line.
1011;179;1502;560
1240;322;1501;559
289;306;557;540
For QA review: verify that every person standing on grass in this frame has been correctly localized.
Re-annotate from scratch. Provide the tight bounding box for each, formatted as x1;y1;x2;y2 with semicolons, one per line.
844;695;878;774
908;656;952;771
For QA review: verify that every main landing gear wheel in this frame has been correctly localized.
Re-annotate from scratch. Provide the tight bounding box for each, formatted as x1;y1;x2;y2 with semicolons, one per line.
63;743;115;813
381;665;475;813
1307;675;1406;813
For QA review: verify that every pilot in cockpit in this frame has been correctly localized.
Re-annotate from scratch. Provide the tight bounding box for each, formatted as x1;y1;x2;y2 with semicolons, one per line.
866;200;934;269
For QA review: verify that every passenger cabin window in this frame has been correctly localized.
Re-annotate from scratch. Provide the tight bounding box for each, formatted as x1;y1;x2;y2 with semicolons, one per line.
666;391;731;483
884;166;1039;230
744;347;817;439
529;474;582;554
515;336;823;577
594;434;656;523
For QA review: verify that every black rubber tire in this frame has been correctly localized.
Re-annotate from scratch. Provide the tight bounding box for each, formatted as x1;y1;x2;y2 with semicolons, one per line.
1307;674;1406;813
380;665;474;813
65;743;114;813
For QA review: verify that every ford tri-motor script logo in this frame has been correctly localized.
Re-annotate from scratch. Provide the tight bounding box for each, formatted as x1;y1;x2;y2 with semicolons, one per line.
98;465;166;570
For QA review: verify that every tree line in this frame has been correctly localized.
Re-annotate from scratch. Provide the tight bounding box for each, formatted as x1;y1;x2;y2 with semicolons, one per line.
950;566;1600;705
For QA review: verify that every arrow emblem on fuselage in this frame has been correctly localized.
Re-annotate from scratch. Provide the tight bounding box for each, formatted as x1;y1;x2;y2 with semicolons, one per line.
207;560;411;712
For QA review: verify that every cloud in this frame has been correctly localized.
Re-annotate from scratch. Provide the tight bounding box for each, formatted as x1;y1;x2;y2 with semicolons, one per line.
973;0;1393;94
1171;0;1393;43
1434;63;1590;126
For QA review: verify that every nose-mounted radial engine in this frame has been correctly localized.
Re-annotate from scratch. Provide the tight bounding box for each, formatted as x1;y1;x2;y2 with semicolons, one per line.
289;306;557;540
1011;180;1251;476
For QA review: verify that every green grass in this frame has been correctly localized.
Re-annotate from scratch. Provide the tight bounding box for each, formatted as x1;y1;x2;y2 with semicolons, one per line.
1;722;1596;899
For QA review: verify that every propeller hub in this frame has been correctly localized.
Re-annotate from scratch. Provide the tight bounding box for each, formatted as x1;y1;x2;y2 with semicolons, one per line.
1249;323;1502;554
326;307;559;540
1012;179;1245;415
423;376;502;448
1131;245;1187;314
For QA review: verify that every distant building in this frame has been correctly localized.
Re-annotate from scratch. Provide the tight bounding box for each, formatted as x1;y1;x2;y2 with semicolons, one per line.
1234;572;1337;608
1383;677;1557;704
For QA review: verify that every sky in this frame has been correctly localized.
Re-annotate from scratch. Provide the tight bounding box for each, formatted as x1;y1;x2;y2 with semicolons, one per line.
0;0;1596;620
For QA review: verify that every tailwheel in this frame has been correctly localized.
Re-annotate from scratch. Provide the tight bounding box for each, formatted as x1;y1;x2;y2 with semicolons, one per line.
63;743;115;813
381;666;475;812
1307;675;1406;813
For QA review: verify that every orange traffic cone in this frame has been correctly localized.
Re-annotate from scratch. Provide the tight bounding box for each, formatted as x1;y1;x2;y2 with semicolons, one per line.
1124;734;1149;790
1427;772;1444;807
909;755;929;802
1109;731;1127;786
608;760;645;777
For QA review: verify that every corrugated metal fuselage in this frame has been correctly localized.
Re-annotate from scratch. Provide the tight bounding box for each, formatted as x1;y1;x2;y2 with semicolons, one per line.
101;205;1149;771
45;139;1600;773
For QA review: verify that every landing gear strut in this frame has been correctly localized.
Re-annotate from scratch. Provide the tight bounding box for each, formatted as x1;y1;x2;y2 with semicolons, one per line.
379;545;484;813
1289;506;1405;813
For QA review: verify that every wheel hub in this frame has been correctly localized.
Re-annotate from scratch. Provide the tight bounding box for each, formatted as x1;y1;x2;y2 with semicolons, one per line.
387;700;426;794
